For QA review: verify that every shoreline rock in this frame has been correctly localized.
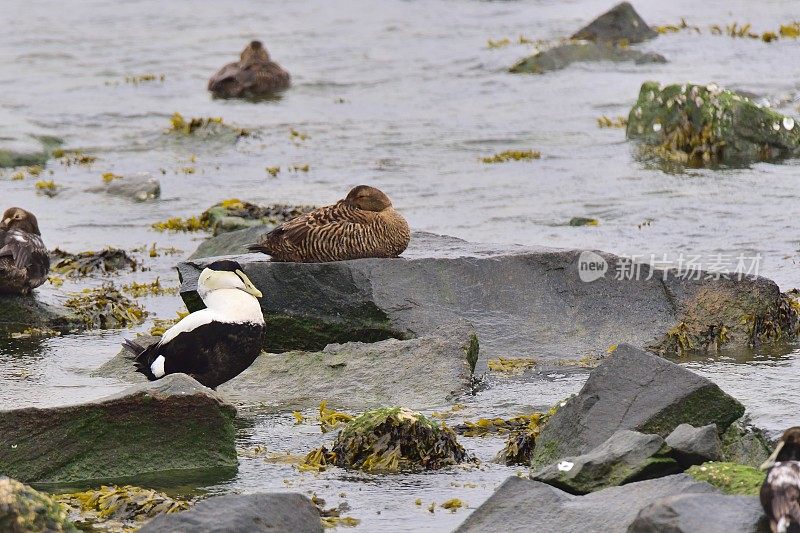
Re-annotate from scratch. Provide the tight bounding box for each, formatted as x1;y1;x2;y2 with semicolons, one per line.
510;41;665;74
571;2;657;44
0;477;76;532
628;493;769;532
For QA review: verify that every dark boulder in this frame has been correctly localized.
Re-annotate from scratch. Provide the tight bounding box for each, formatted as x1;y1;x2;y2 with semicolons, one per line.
510;42;665;74
571;2;657;43
666;423;723;468
628;493;769;533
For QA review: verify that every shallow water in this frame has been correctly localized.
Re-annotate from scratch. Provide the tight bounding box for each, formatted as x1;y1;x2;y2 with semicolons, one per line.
2;0;800;530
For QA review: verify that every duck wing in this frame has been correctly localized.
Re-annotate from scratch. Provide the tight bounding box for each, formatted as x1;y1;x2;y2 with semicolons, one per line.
0;230;49;287
241;62;291;93
208;61;242;93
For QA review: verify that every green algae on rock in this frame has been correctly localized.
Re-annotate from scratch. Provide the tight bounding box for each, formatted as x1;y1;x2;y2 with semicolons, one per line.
685;462;764;496
201;199;314;236
306;408;469;473
0;477;76;533
627;81;800;166
64;284;147;329
568;217;599;227
51;248;138;277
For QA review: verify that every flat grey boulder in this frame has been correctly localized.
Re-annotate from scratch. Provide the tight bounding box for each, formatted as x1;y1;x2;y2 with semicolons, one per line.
139;493;322;533
510;42;665;74
0;374;237;486
95;326;479;411
86;173;160;202
531;344;744;468
571;2;657;43
666;424;723;468
455;474;717;532
628;493;769;533
534;430;679;494
178;232;796;362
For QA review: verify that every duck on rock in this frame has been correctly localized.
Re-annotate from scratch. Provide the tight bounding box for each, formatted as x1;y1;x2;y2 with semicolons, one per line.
761;426;800;533
123;260;264;389
208;40;291;99
247;185;410;262
0;207;49;295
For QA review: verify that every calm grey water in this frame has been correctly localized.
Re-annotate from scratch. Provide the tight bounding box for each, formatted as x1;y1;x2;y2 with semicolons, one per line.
1;0;800;530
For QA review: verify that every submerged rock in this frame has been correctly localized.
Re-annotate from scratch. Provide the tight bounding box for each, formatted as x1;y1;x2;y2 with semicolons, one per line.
0;295;82;335
531;344;744;469
179;232;798;359
0;374;237;485
666;423;723;468
455;474;717;532
0;477;76;532
627;81;800;165
628;493;769;533
139;493;322;533
685;462;765;496
86;173;160;202
50;248;137;277
0;109;62;168
533;430;680;494
510;41;665;74
201;199;314;236
571;2;657;44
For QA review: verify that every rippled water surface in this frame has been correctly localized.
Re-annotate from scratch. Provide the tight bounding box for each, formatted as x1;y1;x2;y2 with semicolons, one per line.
2;0;800;530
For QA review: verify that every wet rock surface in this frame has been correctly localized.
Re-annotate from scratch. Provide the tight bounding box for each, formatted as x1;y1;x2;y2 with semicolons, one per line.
0;295;82;334
0;374;237;486
720;419;772;467
201;200;314;236
533;430;680;494
531;344;744;468
139;493;322;533
0;477;76;532
86;173;161;202
571;2;657;44
510;42;665;74
0;109;61;168
455;474;718;533
628;493;769;533
666;423;723;468
178;232;796;360
189;224;270;259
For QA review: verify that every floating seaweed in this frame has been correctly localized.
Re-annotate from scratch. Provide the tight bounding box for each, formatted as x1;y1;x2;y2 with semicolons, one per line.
290;164;310;172
481;150;541;163
50;248;138;277
53;150;97;166
568;217;599;227
655;19;800;42
34;180;59;196
102;172;123;183
167;112;250;138
321;516;360;528
124;73;165;84
10;327;61;339
266;166;280;177
487;357;536;373
149;309;189;336
487;38;511;49
596;115;628;128
64;284;147;329
440;498;464;512
289;128;309;141
122;278;178;298
319;400;354;433
151;216;209;232
454;414;540;437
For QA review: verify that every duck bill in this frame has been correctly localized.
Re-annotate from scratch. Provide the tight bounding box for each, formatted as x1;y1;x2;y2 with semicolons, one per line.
236;269;263;298
761;440;784;470
0;218;9;230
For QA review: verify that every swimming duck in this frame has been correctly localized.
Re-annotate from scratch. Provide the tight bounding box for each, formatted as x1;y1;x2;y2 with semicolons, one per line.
761;427;800;533
208;40;291;98
0;207;49;295
247;185;410;262
123;260;264;389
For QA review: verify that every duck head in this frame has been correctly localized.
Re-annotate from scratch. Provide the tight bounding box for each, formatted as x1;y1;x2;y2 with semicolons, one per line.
241;40;270;64
0;207;41;235
345;185;392;212
197;259;262;299
761;426;800;469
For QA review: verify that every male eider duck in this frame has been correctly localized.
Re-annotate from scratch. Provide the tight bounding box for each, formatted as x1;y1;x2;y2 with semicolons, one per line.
208;40;291;99
247;185;410;262
123;260;264;389
0;207;49;295
761;427;800;533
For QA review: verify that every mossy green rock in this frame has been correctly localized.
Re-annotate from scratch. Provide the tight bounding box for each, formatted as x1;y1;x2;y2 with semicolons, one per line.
685;462;765;496
200;201;314;236
0;374;237;487
627;81;800;165
0;477;76;532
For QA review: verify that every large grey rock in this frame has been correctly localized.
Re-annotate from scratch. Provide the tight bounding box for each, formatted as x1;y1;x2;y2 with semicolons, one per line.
178;232;796;361
666;424;723;468
510;42;665;74
95;326;478;411
455;474;717;533
534;430;679;494
189;225;270;260
0;295;83;335
139;493;322;533
628;493;769;533
531;345;744;468
86;173;160;202
0;374;237;486
571;2;657;43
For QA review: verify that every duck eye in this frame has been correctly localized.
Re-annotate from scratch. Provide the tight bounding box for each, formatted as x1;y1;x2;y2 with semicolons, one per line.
14;214;21;219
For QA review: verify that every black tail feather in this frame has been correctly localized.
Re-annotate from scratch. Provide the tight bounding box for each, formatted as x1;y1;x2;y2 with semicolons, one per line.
123;338;157;380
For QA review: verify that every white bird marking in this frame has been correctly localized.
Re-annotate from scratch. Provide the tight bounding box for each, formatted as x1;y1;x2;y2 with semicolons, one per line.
13;235;26;243
151;355;166;378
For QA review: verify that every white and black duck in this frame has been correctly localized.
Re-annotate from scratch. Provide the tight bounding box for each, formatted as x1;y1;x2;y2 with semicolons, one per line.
761;427;800;533
123;260;264;389
0;207;49;295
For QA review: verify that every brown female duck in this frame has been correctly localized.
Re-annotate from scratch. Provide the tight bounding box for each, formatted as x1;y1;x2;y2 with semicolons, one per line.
761;427;800;533
0;207;49;295
208;40;290;98
248;185;410;262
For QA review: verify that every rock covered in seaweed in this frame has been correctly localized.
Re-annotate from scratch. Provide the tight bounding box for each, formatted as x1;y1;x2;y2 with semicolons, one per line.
50;248;137;277
0;477;76;532
310;407;469;472
86;173;161;202
64;283;147;329
571;2;657;44
200;199;314;236
627;81;800;165
510;42;665;74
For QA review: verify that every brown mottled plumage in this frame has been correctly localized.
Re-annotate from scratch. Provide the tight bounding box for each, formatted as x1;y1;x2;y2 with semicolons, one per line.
248;185;410;262
208;40;291;99
761;427;800;533
0;207;49;295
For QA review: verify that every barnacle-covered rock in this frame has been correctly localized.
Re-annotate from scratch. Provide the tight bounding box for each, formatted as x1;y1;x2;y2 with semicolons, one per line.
200;199;314;236
0;477;76;532
64;283;147;329
627;81;800;165
510;42;665;74
313;407;469;473
50;248;137;277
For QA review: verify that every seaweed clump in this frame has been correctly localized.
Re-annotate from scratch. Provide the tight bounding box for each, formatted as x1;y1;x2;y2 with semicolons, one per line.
487;357;536;373
167;112;250;138
303;407;469;473
685;462;765;496
151;216;209;232
454;414;540;437
64;284;147;329
50;248;137;277
0;477;75;532
54;485;189;531
481;150;541;163
201;199;315;235
496;405;561;466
